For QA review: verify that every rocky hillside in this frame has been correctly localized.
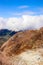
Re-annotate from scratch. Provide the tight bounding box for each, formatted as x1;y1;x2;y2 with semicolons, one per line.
0;27;43;65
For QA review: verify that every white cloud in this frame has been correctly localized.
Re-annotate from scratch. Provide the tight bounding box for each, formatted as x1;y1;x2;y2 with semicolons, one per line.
0;17;7;29
18;5;29;9
0;15;43;31
12;11;35;16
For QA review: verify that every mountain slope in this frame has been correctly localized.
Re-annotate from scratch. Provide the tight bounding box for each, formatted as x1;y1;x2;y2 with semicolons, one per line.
1;28;43;54
0;27;43;65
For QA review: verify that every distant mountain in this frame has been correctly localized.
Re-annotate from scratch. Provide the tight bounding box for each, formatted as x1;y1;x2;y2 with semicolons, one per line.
0;29;17;36
0;29;17;47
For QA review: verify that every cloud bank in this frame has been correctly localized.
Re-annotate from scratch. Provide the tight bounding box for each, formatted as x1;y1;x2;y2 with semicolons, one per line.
0;15;43;31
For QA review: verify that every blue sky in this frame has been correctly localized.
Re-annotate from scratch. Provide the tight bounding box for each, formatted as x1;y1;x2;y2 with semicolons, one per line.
0;0;43;18
0;0;43;31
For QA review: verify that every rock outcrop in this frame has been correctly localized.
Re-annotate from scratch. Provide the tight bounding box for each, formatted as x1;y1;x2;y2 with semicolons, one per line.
0;27;43;65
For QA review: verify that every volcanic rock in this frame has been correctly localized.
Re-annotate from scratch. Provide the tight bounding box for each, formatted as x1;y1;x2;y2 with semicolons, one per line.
0;27;43;65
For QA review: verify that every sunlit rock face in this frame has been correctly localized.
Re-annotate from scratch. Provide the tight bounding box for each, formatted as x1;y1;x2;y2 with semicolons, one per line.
0;27;43;65
7;49;43;65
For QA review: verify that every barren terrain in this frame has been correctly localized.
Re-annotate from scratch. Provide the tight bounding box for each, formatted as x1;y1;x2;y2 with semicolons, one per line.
0;28;43;65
